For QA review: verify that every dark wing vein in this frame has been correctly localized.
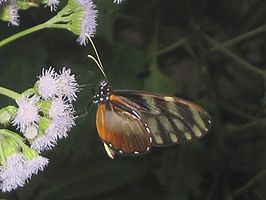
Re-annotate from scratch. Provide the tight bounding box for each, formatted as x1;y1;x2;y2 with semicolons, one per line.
114;90;212;146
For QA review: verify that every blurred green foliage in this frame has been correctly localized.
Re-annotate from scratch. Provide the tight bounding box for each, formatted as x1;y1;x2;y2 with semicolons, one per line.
1;0;266;199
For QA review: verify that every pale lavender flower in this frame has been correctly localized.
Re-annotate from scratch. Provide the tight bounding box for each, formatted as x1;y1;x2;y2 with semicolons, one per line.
46;0;60;11
49;98;73;118
38;67;58;100
76;0;98;45
31;114;75;152
0;153;49;192
37;67;79;101
30;134;57;152
24;125;38;140
113;0;123;4
0;0;7;4
31;98;75;152
25;155;49;177
0;153;27;192
8;1;19;26
12;96;40;133
57;67;79;102
31;117;74;152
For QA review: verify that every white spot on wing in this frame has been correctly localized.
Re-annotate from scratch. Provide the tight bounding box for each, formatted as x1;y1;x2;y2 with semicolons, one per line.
104;143;115;159
132;110;141;119
146;127;151;134
164;96;175;101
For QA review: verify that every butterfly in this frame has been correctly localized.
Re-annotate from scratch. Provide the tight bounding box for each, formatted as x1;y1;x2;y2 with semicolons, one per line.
92;80;212;159
86;37;211;159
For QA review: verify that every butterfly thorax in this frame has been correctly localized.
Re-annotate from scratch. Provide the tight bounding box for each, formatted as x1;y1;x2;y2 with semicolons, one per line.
93;80;112;104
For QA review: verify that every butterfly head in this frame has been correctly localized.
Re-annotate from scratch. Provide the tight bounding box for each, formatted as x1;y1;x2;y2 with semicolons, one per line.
92;80;112;104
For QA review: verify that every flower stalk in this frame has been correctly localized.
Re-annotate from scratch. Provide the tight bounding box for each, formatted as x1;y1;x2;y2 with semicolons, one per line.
0;86;21;100
0;5;72;48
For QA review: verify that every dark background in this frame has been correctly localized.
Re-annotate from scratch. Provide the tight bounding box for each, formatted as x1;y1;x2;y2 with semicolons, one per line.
0;0;266;199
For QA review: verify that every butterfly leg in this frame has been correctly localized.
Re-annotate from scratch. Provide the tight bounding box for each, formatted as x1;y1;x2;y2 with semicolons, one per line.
74;102;93;119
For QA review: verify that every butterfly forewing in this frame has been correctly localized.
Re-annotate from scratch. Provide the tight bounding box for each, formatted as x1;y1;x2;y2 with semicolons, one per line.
114;90;212;146
96;99;152;155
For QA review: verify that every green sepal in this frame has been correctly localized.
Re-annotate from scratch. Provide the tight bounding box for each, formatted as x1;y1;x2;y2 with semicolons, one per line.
22;145;38;160
22;87;37;97
0;5;12;23
38;116;52;135
68;0;80;10
3;138;19;157
33;81;40;96
68;0;83;35
16;0;42;10
38;100;52;116
0;106;17;126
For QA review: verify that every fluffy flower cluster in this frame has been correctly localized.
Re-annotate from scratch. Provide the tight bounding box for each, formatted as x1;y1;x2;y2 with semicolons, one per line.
0;0;20;26
12;67;78;152
1;0;124;27
0;67;79;192
0;152;48;192
76;0;98;45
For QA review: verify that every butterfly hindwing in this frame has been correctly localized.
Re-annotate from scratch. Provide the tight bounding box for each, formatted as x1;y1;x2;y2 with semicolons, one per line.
96;99;152;155
114;90;212;146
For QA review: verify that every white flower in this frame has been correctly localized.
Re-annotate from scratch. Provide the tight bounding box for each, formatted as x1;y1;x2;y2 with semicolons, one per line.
0;153;49;192
31;115;75;152
0;153;27;192
0;0;7;4
76;0;98;45
49;98;74;118
57;67;79;102
12;96;40;133
8;1;19;26
37;67;79;102
24;125;38;140
38;67;58;100
25;155;49;176
30;134;56;152
46;0;60;11
31;98;75;152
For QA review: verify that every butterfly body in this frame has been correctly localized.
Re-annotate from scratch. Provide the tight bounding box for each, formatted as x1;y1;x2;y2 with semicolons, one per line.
93;80;212;158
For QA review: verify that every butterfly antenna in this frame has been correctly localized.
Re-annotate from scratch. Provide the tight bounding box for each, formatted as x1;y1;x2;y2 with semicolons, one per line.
86;35;107;78
88;55;107;78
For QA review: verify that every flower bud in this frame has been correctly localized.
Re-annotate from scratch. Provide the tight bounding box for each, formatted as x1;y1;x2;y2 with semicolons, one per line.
0;106;17;125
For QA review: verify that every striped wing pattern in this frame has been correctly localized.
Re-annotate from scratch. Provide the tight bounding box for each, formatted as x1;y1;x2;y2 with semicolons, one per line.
115;90;212;146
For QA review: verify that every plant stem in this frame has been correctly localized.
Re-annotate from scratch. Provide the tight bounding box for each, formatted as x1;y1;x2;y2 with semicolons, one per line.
209;24;266;52
0;86;21;100
157;37;188;56
201;32;266;78
232;169;266;197
0;5;71;47
0;23;47;47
